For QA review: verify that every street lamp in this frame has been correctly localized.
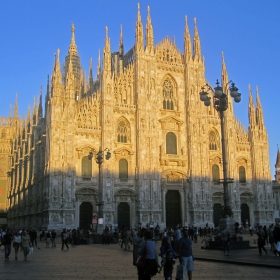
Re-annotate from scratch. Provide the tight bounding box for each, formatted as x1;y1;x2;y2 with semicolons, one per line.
199;80;241;219
88;148;111;231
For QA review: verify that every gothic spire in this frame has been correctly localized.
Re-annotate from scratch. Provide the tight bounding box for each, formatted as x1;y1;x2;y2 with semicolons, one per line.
38;85;43;118
221;52;233;111
45;75;50;117
51;49;62;96
119;24;124;57
184;16;192;61
103;26;111;72
248;84;256;128
89;57;93;83
145;5;154;51
193;18;202;62
276;145;280;167
14;92;18;118
135;3;144;51
68;24;78;55
97;49;101;76
65;57;75;98
256;86;264;129
27;104;31;123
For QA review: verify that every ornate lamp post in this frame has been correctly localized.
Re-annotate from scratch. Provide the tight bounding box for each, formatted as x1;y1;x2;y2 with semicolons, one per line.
88;148;111;230
199;80;241;219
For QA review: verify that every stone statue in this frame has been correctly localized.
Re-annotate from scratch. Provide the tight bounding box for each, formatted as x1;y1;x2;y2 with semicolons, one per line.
53;187;57;201
106;188;111;202
154;189;158;201
66;186;71;201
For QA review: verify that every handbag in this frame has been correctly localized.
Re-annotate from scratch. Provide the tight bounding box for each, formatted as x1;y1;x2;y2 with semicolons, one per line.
276;241;280;252
176;264;186;280
136;242;146;267
29;247;34;255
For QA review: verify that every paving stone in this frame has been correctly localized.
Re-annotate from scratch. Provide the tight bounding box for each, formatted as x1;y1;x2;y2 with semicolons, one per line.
0;235;279;280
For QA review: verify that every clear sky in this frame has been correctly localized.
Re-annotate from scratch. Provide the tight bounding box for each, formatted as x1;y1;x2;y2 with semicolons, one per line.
0;0;279;178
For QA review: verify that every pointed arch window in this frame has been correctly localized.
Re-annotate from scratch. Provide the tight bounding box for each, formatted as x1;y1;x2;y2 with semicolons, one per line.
212;164;220;183
82;156;92;177
166;132;177;154
163;79;174;110
117;119;130;143
119;158;128;181
239;166;246;183
209;131;217;150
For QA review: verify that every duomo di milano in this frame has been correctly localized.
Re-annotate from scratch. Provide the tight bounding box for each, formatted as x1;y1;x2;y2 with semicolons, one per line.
0;4;276;231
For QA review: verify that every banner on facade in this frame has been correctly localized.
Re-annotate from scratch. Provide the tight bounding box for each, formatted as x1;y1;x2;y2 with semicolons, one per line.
98;218;103;225
92;212;97;224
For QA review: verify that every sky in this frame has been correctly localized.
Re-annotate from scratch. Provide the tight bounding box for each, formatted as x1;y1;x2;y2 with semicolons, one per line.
0;0;279;178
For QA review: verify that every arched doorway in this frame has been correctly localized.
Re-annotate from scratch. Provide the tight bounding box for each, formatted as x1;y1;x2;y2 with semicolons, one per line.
165;190;181;229
241;204;250;227
79;202;93;230
213;203;223;227
118;202;130;229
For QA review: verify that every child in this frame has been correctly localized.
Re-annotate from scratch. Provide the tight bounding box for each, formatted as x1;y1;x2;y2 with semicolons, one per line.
163;249;175;280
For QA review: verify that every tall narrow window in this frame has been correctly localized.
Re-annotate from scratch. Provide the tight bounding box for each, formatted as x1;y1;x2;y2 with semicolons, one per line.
82;156;92;177
239;166;246;183
119;159;128;181
209;131;217;150
117;119;130;143
166;132;177;154
163;79;174;110
212;164;220;182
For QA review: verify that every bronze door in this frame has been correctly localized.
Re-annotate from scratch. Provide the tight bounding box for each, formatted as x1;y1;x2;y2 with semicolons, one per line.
213;203;223;227
118;202;130;229
241;204;250;226
165;190;181;229
79;202;93;230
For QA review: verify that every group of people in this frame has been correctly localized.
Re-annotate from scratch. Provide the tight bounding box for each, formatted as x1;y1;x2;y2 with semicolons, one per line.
129;225;194;280
0;229;34;261
255;223;280;256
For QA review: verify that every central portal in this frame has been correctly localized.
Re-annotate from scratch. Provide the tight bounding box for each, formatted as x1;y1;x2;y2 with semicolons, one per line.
165;190;181;229
79;202;93;230
118;202;130;229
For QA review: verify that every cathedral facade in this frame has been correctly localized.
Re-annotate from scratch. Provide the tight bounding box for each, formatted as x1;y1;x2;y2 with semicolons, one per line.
4;5;273;231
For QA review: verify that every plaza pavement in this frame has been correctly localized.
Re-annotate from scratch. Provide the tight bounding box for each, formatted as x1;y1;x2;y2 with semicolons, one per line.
0;233;279;280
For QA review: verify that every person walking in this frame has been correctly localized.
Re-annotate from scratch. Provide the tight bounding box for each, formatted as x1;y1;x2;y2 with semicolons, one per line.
61;229;69;250
13;231;21;260
21;230;31;260
273;223;280;256
268;224;275;252
133;228;146;280
221;227;231;256
3;229;12;261
173;226;181;254
160;236;176;261
124;228;131;250
46;231;51;248
138;230;158;280
256;225;267;256
71;229;77;247
51;229;57;247
163;249;175;280
178;229;194;280
30;229;39;249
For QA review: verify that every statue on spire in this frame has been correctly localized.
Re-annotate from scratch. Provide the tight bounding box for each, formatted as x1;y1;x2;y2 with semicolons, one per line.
184;15;192;61
68;23;78;55
136;3;144;51
146;5;154;50
193;17;202;61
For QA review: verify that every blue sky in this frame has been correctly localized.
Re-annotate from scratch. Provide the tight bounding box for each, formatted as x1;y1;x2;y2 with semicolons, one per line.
0;0;279;178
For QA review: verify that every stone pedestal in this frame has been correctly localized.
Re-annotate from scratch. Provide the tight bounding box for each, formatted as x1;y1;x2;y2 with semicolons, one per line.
96;224;104;234
219;216;236;236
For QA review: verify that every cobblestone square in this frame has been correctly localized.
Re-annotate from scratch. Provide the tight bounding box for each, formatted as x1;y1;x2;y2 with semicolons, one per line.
1;239;279;280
